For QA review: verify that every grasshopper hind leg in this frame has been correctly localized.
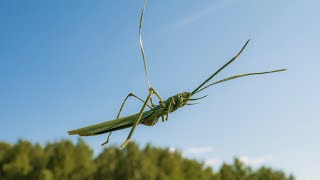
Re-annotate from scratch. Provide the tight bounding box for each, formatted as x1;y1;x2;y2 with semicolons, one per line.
120;89;154;149
101;93;151;146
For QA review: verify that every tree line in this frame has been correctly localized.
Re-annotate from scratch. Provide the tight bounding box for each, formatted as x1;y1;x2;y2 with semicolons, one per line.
0;139;294;180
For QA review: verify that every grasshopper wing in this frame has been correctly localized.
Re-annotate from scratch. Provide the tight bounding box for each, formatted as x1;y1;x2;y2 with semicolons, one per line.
68;110;153;136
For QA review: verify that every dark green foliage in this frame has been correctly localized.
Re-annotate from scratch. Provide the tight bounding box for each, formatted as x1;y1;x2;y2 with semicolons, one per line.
45;139;95;180
0;140;294;180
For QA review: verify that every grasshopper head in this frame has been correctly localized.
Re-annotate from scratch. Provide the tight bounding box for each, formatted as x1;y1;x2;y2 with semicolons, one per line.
170;92;206;108
180;92;193;106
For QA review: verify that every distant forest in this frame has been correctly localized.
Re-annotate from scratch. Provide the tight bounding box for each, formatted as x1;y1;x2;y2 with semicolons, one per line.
0;139;294;180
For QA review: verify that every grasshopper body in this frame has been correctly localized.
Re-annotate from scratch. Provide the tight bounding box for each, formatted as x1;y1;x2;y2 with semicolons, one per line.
68;92;192;136
68;0;286;149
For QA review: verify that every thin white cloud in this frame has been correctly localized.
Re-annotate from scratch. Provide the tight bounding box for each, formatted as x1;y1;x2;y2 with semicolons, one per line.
184;146;214;155
204;155;273;168
204;158;222;167
169;146;273;169
172;2;226;29
239;155;273;166
169;146;176;153
153;0;237;36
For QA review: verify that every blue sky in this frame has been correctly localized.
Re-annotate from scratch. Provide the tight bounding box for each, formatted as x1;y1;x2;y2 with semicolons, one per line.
1;0;319;179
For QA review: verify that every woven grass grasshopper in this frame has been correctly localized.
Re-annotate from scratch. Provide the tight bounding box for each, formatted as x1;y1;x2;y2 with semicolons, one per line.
68;0;286;149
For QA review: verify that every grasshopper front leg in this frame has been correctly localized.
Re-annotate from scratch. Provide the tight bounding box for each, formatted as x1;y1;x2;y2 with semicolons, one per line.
165;97;175;121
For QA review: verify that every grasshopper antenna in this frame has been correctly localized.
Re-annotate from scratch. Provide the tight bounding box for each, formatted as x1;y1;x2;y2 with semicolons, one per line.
192;39;250;95
195;69;287;93
189;95;208;101
191;40;287;95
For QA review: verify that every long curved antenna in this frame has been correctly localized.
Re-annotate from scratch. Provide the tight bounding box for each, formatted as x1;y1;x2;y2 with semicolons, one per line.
139;0;151;89
195;69;287;93
191;39;250;95
189;95;208;101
